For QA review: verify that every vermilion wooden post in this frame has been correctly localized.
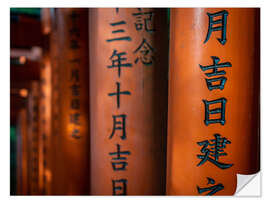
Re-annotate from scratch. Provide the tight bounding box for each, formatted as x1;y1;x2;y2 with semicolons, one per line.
16;109;29;195
27;81;40;195
166;8;260;195
89;8;169;195
39;8;53;195
49;8;60;195
38;53;52;195
51;8;90;195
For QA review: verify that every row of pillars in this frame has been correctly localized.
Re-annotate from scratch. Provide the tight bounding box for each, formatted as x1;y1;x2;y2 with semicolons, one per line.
15;8;260;195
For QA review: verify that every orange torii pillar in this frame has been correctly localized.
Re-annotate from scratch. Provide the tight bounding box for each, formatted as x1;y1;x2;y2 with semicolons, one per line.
27;81;40;195
50;8;90;195
16;108;29;195
89;8;169;195
40;8;53;195
166;8;260;195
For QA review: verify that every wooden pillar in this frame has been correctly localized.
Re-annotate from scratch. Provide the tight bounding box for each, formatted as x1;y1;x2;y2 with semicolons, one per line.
38;53;52;195
27;81;40;195
51;8;90;195
40;8;53;195
16;108;29;195
89;8;169;195
50;8;60;195
167;8;260;195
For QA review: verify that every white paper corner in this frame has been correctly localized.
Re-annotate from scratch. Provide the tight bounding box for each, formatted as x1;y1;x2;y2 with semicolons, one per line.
234;171;261;196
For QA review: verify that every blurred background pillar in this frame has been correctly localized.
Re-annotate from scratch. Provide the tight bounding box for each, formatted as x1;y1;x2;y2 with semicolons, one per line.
38;8;53;195
27;81;40;195
16;109;29;195
50;8;90;195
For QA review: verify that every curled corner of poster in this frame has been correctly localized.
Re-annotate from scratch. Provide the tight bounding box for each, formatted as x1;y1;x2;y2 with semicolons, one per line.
234;171;261;197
